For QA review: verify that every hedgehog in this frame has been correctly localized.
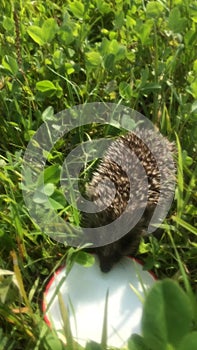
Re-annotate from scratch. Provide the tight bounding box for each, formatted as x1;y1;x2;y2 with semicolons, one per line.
82;128;175;272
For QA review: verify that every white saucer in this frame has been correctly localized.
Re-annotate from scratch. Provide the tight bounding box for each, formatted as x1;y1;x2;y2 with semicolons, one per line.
43;256;155;348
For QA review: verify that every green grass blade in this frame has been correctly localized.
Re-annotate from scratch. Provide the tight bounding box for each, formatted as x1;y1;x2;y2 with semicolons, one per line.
171;216;197;235
101;289;109;349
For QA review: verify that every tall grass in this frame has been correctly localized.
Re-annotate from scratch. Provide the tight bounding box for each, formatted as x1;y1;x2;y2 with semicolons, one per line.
0;0;196;348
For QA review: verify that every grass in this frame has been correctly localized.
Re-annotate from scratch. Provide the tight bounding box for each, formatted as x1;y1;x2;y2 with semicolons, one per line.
0;0;197;348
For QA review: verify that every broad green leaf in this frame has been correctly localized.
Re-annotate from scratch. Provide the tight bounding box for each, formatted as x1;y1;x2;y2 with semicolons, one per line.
142;279;193;350
109;39;126;61
146;1;164;18
178;332;197;350
193;59;197;73
53;49;63;68
27;19;58;45
33;191;48;204
190;6;197;23
43;183;55;196
128;334;149;350
135;19;153;45
48;197;64;210
104;53;115;70
100;37;110;55
95;0;111;14
59;30;74;45
114;11;125;29
42;18;58;43
44;330;65;350
27;26;45;45
191;78;197;99
2;55;18;74
86;51;102;66
74;251;95;267
121;114;136;131
36;80;57;92
191;100;197;113
51;190;67;207
3;16;14;31
85;341;103;350
69;1;84;18
168;7;187;33
33;184;56;204
182;150;193;167
43;165;61;184
42;106;54;122
119;81;132;100
65;62;75;75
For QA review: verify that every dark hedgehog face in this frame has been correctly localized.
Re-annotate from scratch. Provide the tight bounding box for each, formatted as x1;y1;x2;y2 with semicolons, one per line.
95;228;142;272
99;259;116;273
97;248;122;273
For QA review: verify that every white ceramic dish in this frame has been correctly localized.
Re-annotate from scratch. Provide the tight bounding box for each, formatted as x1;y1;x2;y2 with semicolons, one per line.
43;256;155;348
